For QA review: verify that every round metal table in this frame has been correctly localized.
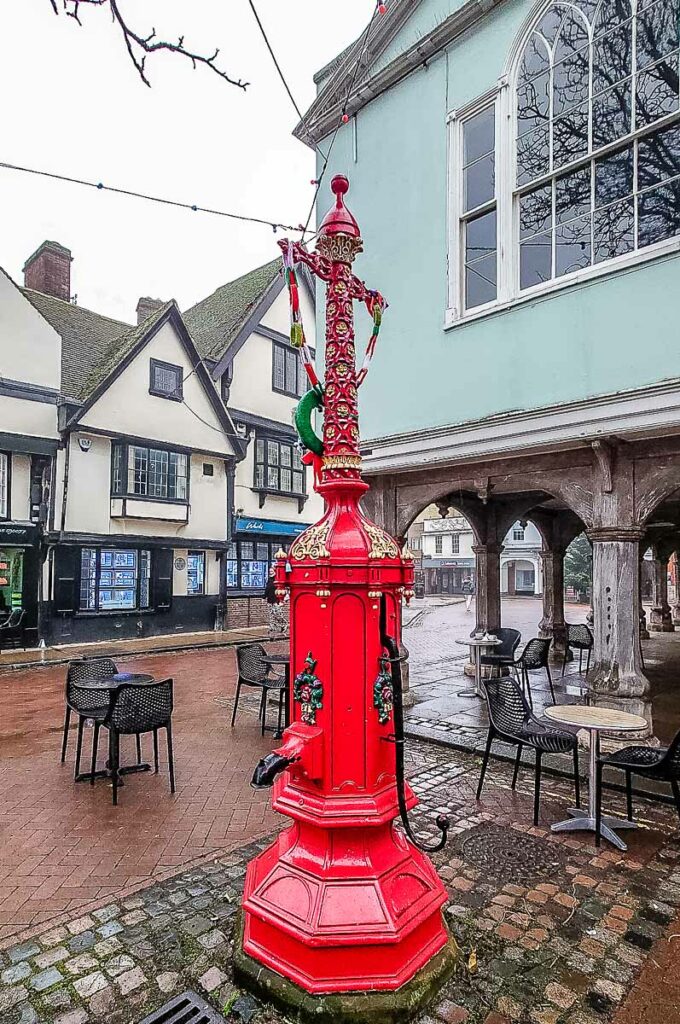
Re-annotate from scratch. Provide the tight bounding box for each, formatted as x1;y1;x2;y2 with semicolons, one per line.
76;672;156;783
543;704;648;851
455;635;502;698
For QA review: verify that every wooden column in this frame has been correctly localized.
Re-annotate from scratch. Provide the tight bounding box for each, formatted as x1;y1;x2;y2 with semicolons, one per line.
648;549;674;632
539;545;568;663
472;543;501;634
588;527;650;701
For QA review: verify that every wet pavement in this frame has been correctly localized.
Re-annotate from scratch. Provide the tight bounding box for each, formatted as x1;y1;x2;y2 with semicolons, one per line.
1;740;678;1024
403;597;679;748
0;646;281;942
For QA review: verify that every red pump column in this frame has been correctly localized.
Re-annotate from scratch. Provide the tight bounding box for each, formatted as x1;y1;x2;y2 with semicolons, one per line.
240;177;453;999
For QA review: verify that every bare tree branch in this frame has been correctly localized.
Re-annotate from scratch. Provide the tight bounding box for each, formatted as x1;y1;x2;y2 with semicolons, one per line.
50;0;249;90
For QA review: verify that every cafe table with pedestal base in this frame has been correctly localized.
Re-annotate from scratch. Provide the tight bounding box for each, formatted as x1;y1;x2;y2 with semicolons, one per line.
455;635;502;698
543;704;648;851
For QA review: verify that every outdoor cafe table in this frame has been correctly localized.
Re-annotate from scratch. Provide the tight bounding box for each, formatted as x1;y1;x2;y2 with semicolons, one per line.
258;652;290;739
543;704;648;851
75;671;156;784
455;635;502;699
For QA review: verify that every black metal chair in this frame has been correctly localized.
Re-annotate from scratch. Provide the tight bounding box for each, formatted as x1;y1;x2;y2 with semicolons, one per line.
562;623;593;676
480;628;522;673
61;657;117;778
477;677;580;825
99;678;175;806
595;730;680;845
232;643;285;736
0;608;26;650
511;637;555;707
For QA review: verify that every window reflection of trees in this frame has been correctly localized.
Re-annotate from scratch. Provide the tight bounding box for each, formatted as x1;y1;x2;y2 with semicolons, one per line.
516;0;680;289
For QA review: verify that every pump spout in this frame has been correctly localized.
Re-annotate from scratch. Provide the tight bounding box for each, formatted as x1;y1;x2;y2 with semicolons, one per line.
251;751;297;789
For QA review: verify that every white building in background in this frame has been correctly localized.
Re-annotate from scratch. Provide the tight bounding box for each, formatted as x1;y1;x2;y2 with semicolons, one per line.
410;509;543;596
0;240;321;646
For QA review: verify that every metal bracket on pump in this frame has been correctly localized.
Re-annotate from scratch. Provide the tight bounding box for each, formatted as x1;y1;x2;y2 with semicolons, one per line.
379;596;450;853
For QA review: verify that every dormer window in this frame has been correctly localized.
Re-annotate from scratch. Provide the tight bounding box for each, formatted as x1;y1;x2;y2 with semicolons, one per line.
149;358;183;401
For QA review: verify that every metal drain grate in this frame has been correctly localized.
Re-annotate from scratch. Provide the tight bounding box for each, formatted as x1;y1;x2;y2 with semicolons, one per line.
457;823;568;883
139;991;226;1024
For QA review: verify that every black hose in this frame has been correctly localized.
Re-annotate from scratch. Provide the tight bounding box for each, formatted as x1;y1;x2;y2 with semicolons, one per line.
380;597;449;853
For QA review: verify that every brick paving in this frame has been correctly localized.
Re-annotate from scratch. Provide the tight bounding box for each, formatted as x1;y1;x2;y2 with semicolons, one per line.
0;646;280;942
0;740;679;1024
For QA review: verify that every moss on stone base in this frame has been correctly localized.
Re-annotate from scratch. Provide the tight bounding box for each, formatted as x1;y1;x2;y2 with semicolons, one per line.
233;912;458;1024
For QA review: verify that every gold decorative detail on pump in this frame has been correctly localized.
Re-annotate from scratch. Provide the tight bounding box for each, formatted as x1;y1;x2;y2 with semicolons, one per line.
365;522;399;560
317;233;364;263
401;544;415;561
322;454;362;470
290;521;331;560
274;548;287;561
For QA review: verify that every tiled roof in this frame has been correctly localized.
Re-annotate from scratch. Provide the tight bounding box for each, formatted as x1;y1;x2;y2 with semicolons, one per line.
77;301;176;402
22;288;130;401
184;258;281;361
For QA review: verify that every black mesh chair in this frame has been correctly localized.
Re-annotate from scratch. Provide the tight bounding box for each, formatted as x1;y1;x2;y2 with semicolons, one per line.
595;729;680;845
99;678;175;806
61;657;117;778
480;628;522;673
511;637;555;707
0;608;26;650
477;677;580;825
562;623;594;676
232;643;285;736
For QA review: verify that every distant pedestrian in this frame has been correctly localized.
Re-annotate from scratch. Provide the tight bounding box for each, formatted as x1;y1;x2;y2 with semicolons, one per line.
264;567;287;637
462;576;475;613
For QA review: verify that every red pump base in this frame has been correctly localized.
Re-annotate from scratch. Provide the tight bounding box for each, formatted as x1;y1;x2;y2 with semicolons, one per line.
242;819;450;994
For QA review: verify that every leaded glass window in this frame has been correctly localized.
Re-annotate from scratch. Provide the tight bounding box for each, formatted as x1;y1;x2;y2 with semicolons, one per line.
516;0;680;289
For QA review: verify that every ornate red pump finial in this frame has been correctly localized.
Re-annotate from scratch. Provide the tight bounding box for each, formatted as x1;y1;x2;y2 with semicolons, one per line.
318;174;361;238
237;177;455;1020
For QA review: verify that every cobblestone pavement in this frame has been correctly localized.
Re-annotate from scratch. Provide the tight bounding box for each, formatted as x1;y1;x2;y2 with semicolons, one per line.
1;741;678;1024
0;647;280;943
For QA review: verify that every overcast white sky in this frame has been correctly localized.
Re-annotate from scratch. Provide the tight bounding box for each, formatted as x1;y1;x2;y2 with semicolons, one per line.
1;1;371;323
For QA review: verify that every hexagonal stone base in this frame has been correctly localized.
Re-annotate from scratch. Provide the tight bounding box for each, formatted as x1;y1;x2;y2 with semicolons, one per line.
233;912;458;1024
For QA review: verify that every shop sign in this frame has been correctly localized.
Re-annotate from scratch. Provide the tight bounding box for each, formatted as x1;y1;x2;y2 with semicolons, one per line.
0;522;39;545
235;517;309;538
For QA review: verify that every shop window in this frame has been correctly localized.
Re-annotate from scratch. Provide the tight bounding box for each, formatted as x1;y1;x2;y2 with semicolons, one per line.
187;551;205;595
254;436;305;496
517;568;536;591
226;540;287;591
79;548;151;612
149;358;183;400
111;443;188;501
0;453;9;520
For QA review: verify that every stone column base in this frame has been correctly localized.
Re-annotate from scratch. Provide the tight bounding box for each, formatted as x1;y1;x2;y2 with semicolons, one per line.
648;607;674;632
464;661;509;678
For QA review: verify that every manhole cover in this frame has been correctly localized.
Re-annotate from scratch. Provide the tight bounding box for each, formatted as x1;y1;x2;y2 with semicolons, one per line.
139;990;225;1024
457;823;567;882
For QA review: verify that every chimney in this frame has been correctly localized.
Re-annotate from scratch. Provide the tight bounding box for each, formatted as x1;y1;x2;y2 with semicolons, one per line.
136;297;164;325
23;241;73;301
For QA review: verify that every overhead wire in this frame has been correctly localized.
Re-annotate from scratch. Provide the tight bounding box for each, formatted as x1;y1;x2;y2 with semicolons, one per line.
0;159;308;235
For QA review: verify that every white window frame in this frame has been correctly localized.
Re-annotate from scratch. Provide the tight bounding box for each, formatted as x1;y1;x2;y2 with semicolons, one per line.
446;0;680;329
